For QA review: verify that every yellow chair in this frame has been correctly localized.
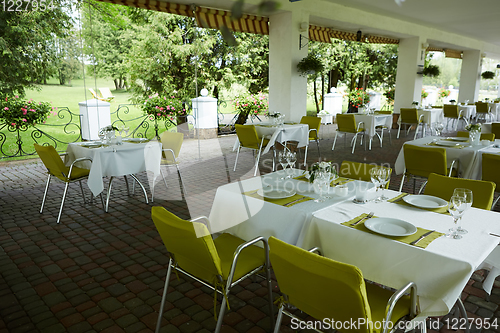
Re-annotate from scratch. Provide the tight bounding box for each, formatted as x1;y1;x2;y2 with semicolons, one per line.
456;131;495;141
339;161;392;189
151;207;274;333
399;145;458;194
431;105;443;108
153;131;185;202
34;143;98;224
374;110;393;146
443;104;465;131
88;88;108;102
397;108;424;140
491;123;500;139
234;124;270;176
300;116;321;166
99;87;115;101
482;153;500;210
424;173;496;210
269;236;417;333
332;114;366;154
475;102;492;122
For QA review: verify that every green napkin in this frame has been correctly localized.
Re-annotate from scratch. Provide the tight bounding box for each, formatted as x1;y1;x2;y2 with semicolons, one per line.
341;213;444;249
243;190;313;207
425;141;465;149
389;193;449;214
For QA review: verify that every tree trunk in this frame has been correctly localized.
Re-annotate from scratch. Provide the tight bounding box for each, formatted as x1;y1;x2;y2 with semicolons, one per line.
235;111;249;125
313;80;320;113
114;79;119;90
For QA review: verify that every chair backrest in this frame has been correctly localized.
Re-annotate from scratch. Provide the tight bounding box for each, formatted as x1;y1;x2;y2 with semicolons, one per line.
456;131;495;141
403;145;447;178
491;123;500;139
374;110;392;115
34;143;69;181
424;173;495;210
431;105;443;108
336;114;357;133
443;104;459;118
151;206;223;282
339;161;392;188
99;87;115;99
235;124;261;149
482;153;500;190
300;116;321;140
269;237;372;329
160;131;184;163
476;102;489;113
88;88;100;99
400;108;419;124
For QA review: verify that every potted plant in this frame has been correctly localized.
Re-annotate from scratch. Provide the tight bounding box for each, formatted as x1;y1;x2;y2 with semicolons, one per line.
297;53;324;77
422;65;440;77
233;92;268;125
482;71;495;80
142;93;186;124
347;88;370;113
0;95;53;129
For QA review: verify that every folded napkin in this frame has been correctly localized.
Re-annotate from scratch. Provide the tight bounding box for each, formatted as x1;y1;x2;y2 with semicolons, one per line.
81;144;107;149
293;175;353;187
389;193;449;215
341;213;444;249
425;142;465;149
243;190;313;207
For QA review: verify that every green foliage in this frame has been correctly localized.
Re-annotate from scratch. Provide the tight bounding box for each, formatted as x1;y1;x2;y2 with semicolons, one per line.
481;71;495;80
421;88;429;99
423;65;440;77
297;53;325;77
438;87;450;98
465;123;481;132
384;88;395;103
0;95;53;128
141;93;186;121
347;88;370;108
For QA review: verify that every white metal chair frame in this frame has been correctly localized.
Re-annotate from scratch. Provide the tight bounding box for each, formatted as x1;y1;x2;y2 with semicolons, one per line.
444;109;468;131
399;159;459;194
332;120;365;154
397;114;425;140
234;135;268;176
303;127;320;166
154;146;186;202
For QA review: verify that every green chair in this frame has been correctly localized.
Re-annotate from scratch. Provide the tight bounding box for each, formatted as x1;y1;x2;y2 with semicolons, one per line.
456;131;495;141
151;206;274;333
443;104;466;131
300;116;321;166
399;144;458;194
424;173;496;210
34;143;98;224
339;161;392;189
332;114;365;154
475;102;492;122
153;131;185;201
397;108;424;140
234;124;270;176
491;123;500;139
482;153;500;210
269;236;417;333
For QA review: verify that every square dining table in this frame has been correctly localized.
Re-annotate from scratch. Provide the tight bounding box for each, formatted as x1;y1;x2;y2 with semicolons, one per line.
353;114;392;149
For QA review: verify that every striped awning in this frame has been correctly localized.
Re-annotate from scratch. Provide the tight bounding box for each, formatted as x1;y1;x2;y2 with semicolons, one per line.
195;7;269;35
427;47;463;59
95;0;194;16
309;25;332;43
312;28;400;44
330;29;358;42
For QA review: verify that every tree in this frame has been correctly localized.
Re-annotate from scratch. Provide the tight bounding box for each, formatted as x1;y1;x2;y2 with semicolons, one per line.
0;0;72;96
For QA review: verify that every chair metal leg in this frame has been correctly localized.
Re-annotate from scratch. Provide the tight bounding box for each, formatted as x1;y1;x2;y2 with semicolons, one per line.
399;173;406;192
253;148;262;177
130;174;149;204
315;139;320;158
413;124;419;140
57;182;70;224
273;304;285;333
351;133;357;154
105;177;115;213
215;292;228;333
456;298;470;333
397;123;402;138
304;144;308;166
124;175;130;196
492;195;500;211
176;165;187;198
79;180;86;204
233;146;241;171
40;174;51;213
332;132;339;150
155;258;174;333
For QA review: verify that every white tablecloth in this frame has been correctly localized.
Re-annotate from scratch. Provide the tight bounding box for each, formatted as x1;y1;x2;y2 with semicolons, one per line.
233;123;309;154
468;146;500;180
301;193;500;318
417;108;444;125
394;136;485;179
354;114;392;149
459;105;476;119
66;141;162;196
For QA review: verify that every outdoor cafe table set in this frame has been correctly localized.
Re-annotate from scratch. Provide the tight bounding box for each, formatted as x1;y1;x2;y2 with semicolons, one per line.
353;113;392;150
208;168;500;322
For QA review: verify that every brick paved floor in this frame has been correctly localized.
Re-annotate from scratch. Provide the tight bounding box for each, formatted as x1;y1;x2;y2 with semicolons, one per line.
1;123;500;333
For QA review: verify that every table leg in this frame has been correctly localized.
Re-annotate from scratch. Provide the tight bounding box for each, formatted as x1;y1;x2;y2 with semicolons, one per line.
130;174;149;204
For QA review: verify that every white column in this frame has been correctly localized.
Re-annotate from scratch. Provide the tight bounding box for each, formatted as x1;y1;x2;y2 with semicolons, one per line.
459;50;482;103
269;11;308;122
394;37;424;113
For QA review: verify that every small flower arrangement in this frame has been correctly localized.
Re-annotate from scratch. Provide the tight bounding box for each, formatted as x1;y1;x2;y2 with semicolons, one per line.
438;88;450;98
233;92;268;116
267;111;281;118
0;95;53;129
465;124;481;132
142;93;185;121
384;88;395;104
421;88;429;99
347;88;371;109
303;161;337;183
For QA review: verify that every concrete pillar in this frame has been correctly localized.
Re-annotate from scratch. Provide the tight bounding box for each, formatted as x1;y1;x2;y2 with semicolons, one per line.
459;50;482;103
269;11;308;122
394;37;425;114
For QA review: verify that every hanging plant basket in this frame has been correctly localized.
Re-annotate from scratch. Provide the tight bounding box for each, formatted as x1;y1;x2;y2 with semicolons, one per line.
297;53;324;77
481;71;495;80
422;65;440;77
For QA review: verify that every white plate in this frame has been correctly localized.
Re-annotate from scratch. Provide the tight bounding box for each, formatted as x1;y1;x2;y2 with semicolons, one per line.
364;218;417;237
434;140;463;147
446;137;469;142
257;188;296;199
403;194;448;209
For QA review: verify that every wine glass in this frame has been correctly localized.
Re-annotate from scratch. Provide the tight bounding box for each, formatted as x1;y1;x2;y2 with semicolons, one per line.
369;168;381;202
313;171;330;203
452;188;472;235
376;168;390;201
278;151;288;180
285;151;297;179
123;126;130;138
98;131;105;143
433;123;444;136
447;195;466;239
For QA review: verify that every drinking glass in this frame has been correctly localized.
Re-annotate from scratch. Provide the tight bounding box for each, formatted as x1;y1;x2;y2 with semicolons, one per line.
376;168;390;201
278;151;288;180
313;171;330;203
98;131;105;143
433;123;444;136
369;168;381;202
285;151;297;179
447;195;466;239
123;126;130;137
452;188;472;234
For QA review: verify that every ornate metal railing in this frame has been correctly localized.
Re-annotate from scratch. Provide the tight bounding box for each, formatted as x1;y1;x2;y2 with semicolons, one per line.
0;107;82;158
